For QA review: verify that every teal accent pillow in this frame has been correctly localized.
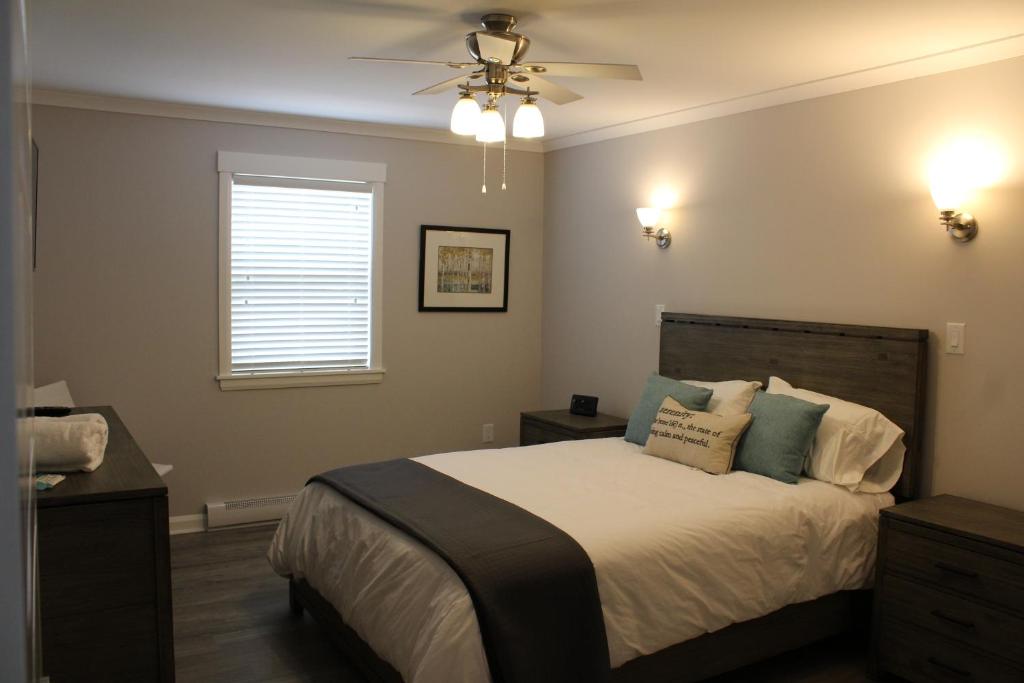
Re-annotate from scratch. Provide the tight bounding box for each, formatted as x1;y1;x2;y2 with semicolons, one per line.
734;391;829;484
625;374;713;445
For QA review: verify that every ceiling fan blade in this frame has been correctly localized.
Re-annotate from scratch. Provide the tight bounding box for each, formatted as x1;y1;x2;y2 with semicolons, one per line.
328;0;446;18
519;62;642;80
412;73;480;96
350;57;478;69
475;33;517;64
519;75;583;105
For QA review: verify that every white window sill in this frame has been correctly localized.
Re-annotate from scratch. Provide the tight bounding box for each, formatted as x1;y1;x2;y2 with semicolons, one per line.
217;368;385;391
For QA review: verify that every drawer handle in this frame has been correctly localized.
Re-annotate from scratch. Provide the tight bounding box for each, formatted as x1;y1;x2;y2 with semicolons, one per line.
934;561;979;579
927;656;972;678
931;609;976;630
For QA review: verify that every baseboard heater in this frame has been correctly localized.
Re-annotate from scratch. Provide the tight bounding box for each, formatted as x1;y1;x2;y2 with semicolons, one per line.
206;493;297;529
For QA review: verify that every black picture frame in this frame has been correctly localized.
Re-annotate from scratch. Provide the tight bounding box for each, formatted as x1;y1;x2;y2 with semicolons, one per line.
419;225;510;312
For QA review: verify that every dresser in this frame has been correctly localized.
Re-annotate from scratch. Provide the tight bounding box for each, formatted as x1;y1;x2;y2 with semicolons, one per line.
520;409;628;446
870;495;1024;682
37;406;175;682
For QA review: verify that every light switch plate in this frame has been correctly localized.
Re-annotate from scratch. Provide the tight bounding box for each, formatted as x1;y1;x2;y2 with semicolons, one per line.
655;304;665;327
945;322;965;355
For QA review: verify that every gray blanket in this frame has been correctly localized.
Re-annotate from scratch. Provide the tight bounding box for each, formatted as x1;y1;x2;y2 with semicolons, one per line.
310;458;611;683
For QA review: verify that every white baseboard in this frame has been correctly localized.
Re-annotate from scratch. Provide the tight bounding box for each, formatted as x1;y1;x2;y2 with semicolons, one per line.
169;513;206;535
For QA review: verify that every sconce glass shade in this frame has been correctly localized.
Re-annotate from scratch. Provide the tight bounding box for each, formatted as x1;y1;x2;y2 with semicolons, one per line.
929;167;970;211
636;207;661;228
512;99;544;138
928;135;1008;211
475;105;506;143
450;94;481;136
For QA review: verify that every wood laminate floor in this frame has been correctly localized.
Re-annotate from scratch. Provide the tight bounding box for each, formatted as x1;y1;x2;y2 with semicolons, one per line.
172;525;872;683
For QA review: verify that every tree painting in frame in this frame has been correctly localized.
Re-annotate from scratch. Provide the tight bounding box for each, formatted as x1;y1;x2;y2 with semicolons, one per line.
419;226;510;312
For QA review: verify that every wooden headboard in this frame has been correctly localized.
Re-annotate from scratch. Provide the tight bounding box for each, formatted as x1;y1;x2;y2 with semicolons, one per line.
659;313;928;500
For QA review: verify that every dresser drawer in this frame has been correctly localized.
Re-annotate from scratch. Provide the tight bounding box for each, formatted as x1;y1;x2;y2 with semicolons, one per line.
520;411;628;446
38;498;156;617
881;574;1024;662
886;522;1024;614
520;421;576;445
877;616;1024;683
42;602;160;682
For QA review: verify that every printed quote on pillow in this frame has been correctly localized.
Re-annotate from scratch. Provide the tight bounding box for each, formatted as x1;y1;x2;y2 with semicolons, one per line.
643;397;752;475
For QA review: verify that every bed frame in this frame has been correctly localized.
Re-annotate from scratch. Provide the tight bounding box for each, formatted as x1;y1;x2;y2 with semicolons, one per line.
289;312;929;682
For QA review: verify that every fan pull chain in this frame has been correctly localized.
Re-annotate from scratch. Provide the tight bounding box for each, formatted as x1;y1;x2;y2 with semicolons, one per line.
481;142;487;194
501;101;508;191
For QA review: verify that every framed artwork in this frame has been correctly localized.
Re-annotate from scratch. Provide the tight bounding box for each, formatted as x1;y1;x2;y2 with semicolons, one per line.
419;225;510;312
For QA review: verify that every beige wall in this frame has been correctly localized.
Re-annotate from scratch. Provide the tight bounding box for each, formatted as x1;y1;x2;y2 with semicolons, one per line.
34;56;1024;517
542;57;1024;511
32;106;544;516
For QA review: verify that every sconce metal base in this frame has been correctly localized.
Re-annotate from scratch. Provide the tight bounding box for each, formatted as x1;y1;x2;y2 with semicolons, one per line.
654;228;671;249
641;227;672;249
940;211;978;243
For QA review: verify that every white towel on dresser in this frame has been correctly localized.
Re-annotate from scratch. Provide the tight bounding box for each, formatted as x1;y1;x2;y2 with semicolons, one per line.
34;413;109;472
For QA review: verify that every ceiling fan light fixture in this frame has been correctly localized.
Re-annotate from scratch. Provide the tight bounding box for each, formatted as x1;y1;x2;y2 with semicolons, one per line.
512;96;544;139
450;92;481;136
475;104;506;143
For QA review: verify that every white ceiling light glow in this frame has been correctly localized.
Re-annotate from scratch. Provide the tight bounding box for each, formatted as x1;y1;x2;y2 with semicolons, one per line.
512;95;544;139
450;92;481;135
475;103;506;143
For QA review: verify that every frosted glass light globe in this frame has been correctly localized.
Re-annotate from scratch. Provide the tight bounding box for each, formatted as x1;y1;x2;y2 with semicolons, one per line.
475;106;506;143
450;94;481;136
636;207;661;228
512;100;544;138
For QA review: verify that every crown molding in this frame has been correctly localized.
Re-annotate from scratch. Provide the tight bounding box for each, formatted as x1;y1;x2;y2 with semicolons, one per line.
31;89;545;153
32;33;1024;156
543;33;1024;151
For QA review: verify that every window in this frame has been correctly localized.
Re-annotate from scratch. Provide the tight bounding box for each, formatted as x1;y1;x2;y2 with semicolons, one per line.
217;152;385;390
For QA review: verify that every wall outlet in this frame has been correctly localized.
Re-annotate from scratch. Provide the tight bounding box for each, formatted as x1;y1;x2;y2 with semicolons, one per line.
482;423;494;443
655;304;665;327
945;322;966;355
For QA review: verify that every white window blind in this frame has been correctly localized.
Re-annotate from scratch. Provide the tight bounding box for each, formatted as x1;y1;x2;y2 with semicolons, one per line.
229;176;374;375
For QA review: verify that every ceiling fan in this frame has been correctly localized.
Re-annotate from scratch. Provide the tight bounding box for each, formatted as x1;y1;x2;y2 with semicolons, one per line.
350;13;642;141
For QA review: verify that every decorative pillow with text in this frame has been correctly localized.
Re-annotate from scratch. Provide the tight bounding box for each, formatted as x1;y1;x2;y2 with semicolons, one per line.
642;396;752;475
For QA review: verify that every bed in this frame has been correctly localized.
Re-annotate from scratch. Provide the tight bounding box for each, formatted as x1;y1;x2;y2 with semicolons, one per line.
269;312;928;683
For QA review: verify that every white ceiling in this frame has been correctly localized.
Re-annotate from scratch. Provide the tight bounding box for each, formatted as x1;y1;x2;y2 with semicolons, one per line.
29;1;1024;146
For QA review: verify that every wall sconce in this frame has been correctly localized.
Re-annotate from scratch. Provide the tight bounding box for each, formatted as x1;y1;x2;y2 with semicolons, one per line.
926;135;1008;243
636;207;671;248
930;174;978;243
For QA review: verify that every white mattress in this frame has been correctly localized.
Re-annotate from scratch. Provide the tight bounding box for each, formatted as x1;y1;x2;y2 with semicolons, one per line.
269;438;892;683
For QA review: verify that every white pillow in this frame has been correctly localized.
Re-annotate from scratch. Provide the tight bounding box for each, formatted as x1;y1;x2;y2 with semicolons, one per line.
683;379;761;416
858;440;906;494
766;376;905;492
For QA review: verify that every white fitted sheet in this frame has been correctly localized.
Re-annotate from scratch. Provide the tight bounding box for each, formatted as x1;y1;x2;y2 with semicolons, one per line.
269;438;892;683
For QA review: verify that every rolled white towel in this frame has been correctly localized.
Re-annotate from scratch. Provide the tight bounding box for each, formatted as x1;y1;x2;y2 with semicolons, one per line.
34;413;109;472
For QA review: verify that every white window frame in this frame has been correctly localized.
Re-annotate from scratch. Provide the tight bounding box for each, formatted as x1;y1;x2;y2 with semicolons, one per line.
216;151;386;390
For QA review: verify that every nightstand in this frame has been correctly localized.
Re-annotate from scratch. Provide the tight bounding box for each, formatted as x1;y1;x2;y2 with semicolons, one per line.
520;409;628;446
870;495;1024;682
